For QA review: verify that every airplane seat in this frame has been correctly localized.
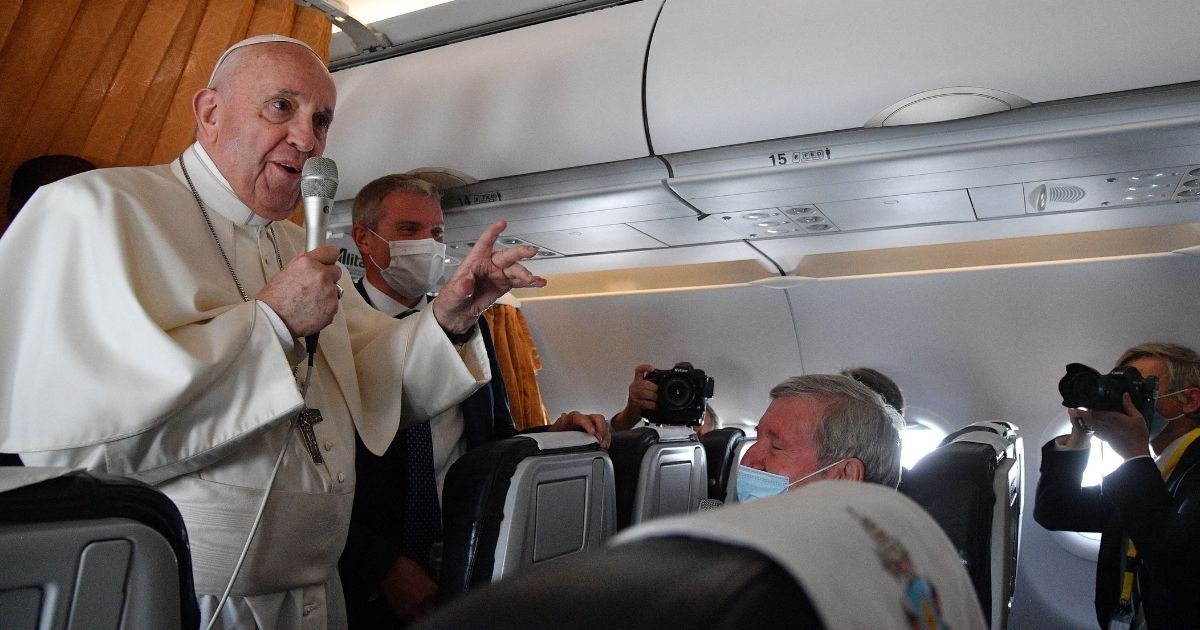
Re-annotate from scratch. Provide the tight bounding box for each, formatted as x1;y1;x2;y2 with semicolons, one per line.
900;421;1023;630
723;434;757;503
700;427;745;501
608;425;708;530
412;481;986;630
0;467;199;630
437;432;615;602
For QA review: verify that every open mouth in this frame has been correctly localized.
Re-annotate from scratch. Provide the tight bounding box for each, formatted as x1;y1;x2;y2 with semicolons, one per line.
276;161;300;175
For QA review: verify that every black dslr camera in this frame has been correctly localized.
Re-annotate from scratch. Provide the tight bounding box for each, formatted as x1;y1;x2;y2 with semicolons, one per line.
642;362;715;426
1058;363;1158;425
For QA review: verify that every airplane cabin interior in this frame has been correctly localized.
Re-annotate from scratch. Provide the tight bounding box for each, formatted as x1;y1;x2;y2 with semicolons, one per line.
2;0;1199;628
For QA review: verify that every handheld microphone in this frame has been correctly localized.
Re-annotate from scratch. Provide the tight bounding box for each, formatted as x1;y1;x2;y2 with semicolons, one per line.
301;156;338;251
698;498;724;511
301;156;338;357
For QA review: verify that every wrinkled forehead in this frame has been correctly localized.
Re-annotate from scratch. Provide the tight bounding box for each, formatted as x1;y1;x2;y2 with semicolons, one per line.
763;395;827;440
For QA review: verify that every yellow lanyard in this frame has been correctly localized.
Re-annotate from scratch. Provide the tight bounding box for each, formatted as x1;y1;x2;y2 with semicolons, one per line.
1116;428;1200;615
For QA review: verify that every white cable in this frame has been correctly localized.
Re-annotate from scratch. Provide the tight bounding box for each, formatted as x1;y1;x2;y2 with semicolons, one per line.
203;427;289;630
204;360;315;629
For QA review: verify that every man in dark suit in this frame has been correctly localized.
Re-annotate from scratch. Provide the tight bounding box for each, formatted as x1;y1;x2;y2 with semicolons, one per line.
1035;342;1200;629
338;174;607;627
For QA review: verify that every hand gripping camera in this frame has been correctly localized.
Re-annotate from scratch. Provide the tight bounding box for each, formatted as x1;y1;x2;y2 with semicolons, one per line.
641;362;715;426
1058;363;1159;427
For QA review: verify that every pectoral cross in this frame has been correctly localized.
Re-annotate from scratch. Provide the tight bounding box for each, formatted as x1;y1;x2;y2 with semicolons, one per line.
297;407;325;464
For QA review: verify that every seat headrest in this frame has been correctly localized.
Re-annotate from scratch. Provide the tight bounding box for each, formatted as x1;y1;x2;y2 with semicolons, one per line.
515;431;601;451
968;421;1016;435
949;431;1012;456
644;424;699;442
941;421;1018;447
614;481;987;630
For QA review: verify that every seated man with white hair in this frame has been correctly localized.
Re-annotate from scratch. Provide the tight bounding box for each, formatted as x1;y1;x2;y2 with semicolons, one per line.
736;374;905;501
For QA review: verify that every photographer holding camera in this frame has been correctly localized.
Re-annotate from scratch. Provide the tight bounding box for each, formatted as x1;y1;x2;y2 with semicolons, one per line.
611;363;716;434
1035;342;1200;630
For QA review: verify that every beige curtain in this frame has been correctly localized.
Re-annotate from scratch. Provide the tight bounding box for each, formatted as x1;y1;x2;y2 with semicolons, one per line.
484;304;550;430
0;0;331;215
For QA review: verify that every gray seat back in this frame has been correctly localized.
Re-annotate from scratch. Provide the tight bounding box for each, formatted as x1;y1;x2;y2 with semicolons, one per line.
901;421;1023;629
700;427;746;501
0;468;197;630
609;425;707;529
438;433;615;601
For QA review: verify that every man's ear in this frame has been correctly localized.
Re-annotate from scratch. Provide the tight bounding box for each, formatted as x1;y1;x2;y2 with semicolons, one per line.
193;88;220;143
834;458;866;482
352;223;373;258
1182;387;1200;415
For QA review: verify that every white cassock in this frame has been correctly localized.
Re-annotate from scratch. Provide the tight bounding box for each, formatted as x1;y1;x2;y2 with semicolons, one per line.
0;143;490;630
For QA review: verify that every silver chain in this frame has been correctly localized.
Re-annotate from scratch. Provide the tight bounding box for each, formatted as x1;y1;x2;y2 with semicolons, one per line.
178;155;283;302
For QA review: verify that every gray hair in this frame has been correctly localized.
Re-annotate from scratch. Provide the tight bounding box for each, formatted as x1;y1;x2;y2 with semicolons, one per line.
352;174;442;231
770;374;904;488
1117;342;1200;420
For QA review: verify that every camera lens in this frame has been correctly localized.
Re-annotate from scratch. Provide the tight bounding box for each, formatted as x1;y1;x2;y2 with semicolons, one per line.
1059;370;1098;409
662;376;693;409
1059;363;1142;412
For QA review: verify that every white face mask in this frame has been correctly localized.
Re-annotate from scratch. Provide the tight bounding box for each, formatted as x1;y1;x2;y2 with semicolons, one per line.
367;229;447;299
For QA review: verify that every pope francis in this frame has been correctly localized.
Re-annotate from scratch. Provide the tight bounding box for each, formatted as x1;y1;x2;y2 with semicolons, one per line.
0;34;546;629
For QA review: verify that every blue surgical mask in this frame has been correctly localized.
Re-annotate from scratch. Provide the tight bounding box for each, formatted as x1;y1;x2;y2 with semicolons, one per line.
1148;388;1187;441
735;459;845;503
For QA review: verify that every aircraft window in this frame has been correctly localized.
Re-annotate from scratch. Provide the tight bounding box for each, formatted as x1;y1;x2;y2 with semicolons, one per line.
1050;419;1113;557
899;410;949;469
1074;421;1126;541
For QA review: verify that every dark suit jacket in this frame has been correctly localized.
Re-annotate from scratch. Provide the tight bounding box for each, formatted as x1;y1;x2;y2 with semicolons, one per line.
339;279;516;625
1034;432;1200;629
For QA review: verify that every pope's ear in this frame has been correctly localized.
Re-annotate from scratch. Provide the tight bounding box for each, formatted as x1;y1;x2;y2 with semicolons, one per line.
193;88;220;142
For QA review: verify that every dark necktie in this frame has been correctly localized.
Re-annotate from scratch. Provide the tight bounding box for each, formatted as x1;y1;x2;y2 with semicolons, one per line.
394;307;441;573
399;421;441;573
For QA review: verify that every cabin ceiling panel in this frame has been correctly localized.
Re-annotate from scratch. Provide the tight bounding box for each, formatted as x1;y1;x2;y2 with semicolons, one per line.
512;224;666;256
630;215;752;246
817;190;974;231
324;1;659;199
517;241;778;277
645;0;1200;154
443;200;693;243
330;0;581;60
752;201;1200;274
441;181;686;230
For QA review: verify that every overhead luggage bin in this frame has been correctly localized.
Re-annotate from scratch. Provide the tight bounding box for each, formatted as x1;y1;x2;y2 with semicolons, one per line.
662;85;1200;223
325;1;661;198
645;0;1200;155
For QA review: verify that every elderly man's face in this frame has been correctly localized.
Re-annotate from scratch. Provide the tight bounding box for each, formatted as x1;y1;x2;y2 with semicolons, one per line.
741;395;829;489
1124;355;1196;423
198;43;336;220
